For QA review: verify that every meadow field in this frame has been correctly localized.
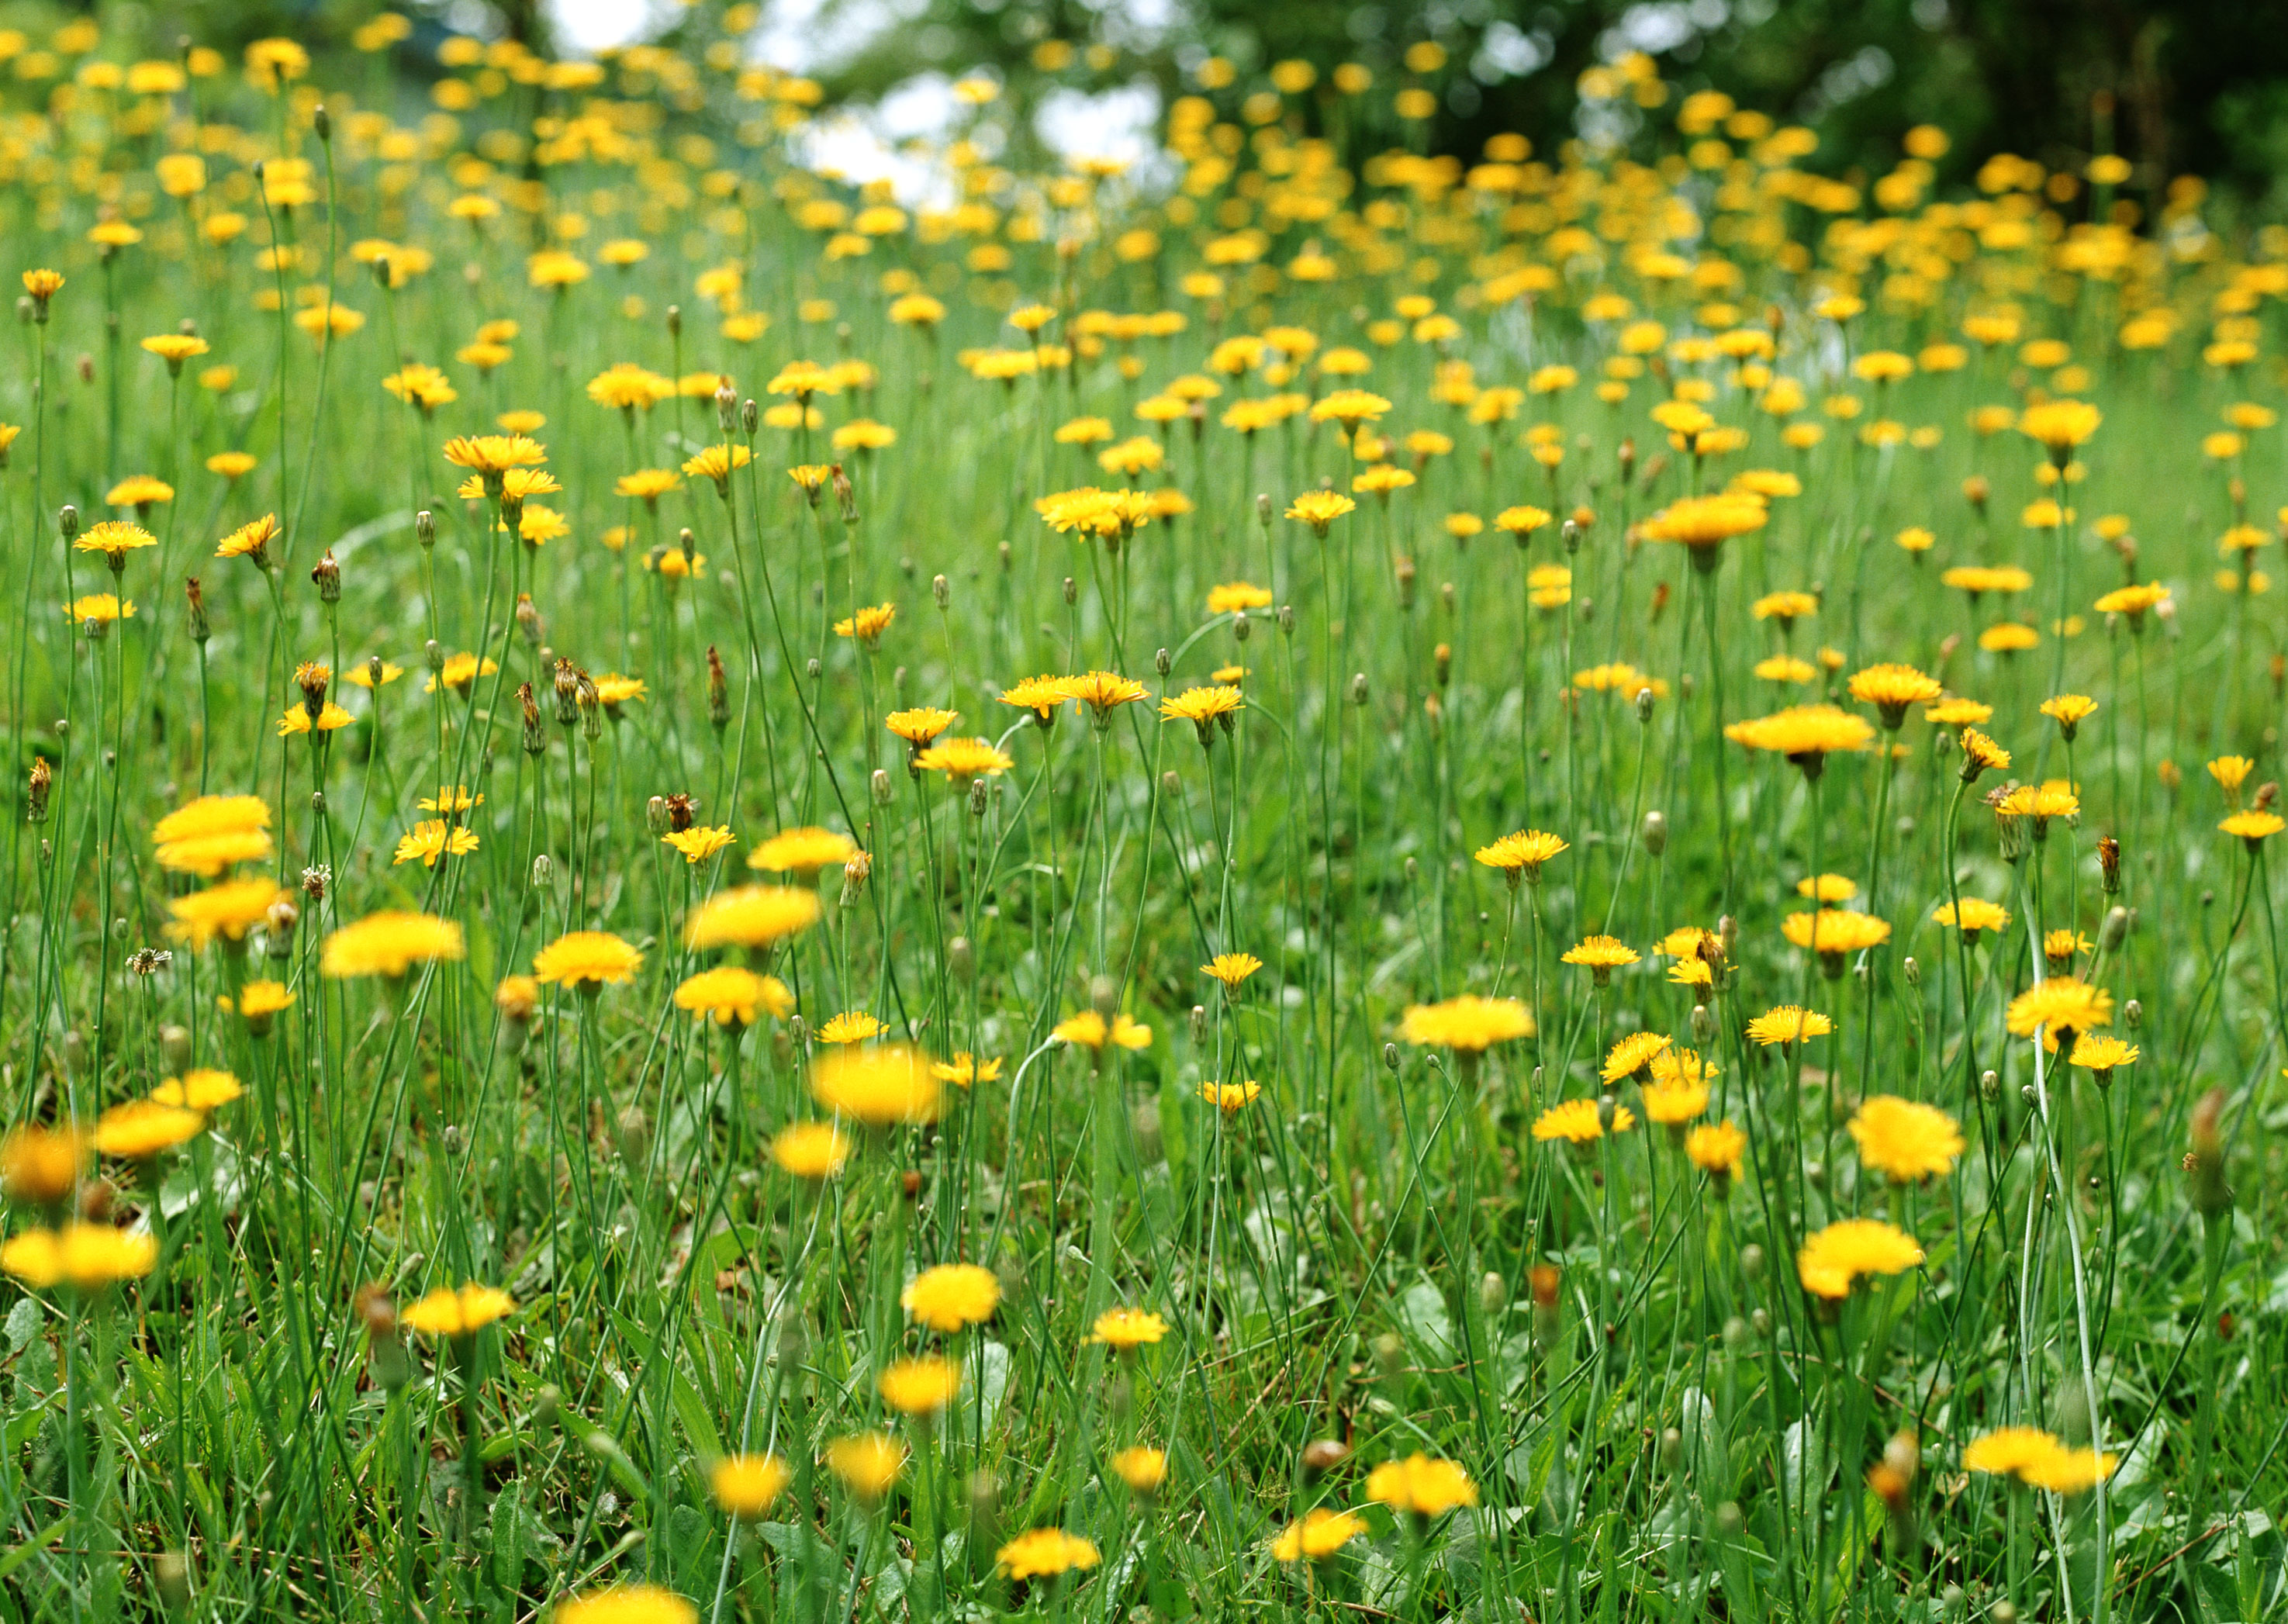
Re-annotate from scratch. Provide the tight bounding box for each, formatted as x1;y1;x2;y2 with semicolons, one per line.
0;12;2282;1622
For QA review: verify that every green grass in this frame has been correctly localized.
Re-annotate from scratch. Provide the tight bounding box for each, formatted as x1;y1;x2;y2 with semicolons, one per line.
0;16;2283;1624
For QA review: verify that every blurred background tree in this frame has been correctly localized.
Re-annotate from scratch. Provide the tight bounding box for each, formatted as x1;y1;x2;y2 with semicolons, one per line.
78;0;2288;209
804;0;2288;206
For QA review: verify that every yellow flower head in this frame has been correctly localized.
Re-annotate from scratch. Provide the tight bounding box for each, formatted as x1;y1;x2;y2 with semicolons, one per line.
1366;1454;1478;1517
711;1455;791;1518
1087;1306;1170;1349
684;886;823;952
1398;994;1534;1051
1847;1095;1965;1182
903;1263;1001;1332
997;1529;1101;1581
322;911;467;977
1797;1218;1923;1297
399;1283;515;1338
810;1043;942;1126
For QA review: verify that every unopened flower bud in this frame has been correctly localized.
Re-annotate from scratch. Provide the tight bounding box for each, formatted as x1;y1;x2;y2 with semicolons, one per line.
415;509;435;548
57;504;77;542
871;768;893;804
1255;492;1272;527
312;551;340;603
1350;672;1368;706
1640;809;1667;855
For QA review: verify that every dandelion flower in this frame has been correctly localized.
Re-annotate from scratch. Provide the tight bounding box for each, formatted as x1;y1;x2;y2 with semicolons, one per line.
1270;1508;1368;1561
399;1283;515;1337
1797;1218;1923;1297
322;911;466;978
1847;1096;1965;1182
1398;995;1534;1050
533;931;642;990
1201;952;1263;990
94;1100;204;1159
712;1455;791;1517
769;1122;851;1179
1087;1307;1169;1349
674;966;792;1028
826;1433;906;1501
1;1224;157;1289
1533;1098;1635;1142
684;886;822;952
997;1529;1101;1581
1747;1004;1833;1045
748;827;859;874
810;1044;941;1125
1366;1454;1478;1517
1474;829;1567;885
555;1588;698;1624
903;1263;1000;1332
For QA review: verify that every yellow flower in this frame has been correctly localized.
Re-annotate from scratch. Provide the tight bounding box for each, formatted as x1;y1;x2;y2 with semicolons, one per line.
815;1011;886;1045
1847;1096;1965;1182
1;1125;89;1205
1685;1121;1746;1180
1726;704;1875;763
886;707;959;747
684;886;823;952
1270;1507;1368;1561
2067;1035;2138;1080
1111;1446;1167;1496
664;826;736;864
166;878;291;949
534;931;643;990
1561;935;1640;981
748;827;859;874
1052;1011;1153;1051
1932;898;2010;936
426;653;500;693
1533;1098;1635;1142
1160;684;1245;739
1746;1005;1833;1045
93;1100;204;1158
681;443;753;491
997;1529;1101;1580
825;1433;906;1501
150;1069;244;1113
1366;1454;1478;1517
1201;952;1263;989
1963;1429;2115;1494
1796;1218;1923;1298
1602;1030;1671;1083
2018;398;2101;454
878;1355;963;1415
911;1046;987;1090
810;1043;942;1125
914;738;1014;781
1087;1307;1169;1349
1199;1080;1263;1112
769;1121;852;1178
674;967;792;1028
1;1224;157;1289
1474;829;1568;884
904;1263;1001;1332
2221;810;2286;847
554;1586;698;1624
399;1283;515;1338
65;594;135;624
154;825;272;878
322;911;467;977
1285;490;1357;535
834;603;897;644
1063;670;1149;720
2004;978;2112;1042
393;819;479;868
78;518;160;559
711;1455;791;1517
1207;582;1273;615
